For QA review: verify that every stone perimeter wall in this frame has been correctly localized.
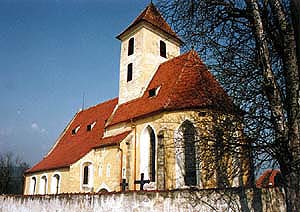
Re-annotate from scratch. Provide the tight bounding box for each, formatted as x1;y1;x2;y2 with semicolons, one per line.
0;188;285;212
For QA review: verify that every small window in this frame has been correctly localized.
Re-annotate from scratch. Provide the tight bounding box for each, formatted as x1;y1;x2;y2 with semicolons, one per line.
87;122;96;132
149;88;156;97
128;37;134;56
87;125;92;131
160;40;166;58
127;63;133;82
72;126;80;135
148;87;160;98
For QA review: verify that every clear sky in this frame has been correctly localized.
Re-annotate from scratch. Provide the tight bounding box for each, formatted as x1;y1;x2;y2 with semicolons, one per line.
0;0;153;166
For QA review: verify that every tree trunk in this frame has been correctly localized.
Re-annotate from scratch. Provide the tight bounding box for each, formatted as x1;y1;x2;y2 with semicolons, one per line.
245;0;286;140
245;0;299;210
291;0;300;73
268;0;300;211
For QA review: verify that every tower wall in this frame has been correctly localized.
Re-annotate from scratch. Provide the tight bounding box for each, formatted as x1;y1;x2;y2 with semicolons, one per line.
118;25;180;104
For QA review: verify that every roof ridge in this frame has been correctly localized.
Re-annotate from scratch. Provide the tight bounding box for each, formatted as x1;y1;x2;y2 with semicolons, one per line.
80;97;118;113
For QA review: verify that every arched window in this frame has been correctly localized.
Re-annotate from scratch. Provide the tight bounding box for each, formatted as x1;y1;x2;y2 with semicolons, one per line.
82;162;93;189
128;37;134;56
160;40;166;58
51;174;60;194
30;176;37;195
140;126;156;182
40;175;48;194
180;120;197;186
127;63;133;82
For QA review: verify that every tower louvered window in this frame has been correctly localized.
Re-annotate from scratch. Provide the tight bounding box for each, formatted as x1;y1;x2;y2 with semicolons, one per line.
160;40;166;58
127;63;133;82
128;38;134;56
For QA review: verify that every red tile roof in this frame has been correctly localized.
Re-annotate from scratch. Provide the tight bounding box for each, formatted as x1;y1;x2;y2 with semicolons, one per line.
117;2;183;44
108;50;236;126
256;169;282;188
93;131;131;149
26;98;123;173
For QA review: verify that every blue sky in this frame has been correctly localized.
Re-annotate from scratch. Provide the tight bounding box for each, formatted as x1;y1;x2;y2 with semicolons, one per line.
0;0;153;166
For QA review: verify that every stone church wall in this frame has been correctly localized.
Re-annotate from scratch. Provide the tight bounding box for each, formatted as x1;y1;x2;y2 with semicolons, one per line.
0;187;285;212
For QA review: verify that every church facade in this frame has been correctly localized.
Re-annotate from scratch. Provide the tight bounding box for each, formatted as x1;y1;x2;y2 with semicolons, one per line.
24;3;250;195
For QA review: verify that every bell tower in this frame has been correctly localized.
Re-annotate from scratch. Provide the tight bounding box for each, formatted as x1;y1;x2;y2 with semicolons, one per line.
116;3;182;104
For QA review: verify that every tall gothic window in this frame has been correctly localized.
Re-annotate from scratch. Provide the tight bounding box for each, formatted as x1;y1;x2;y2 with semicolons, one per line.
181;120;197;186
140;126;156;182
149;127;156;182
128;37;134;56
127;63;133;82
160;40;166;58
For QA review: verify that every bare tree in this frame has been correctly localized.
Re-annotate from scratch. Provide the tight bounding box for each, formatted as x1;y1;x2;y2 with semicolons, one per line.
0;152;29;194
158;0;299;211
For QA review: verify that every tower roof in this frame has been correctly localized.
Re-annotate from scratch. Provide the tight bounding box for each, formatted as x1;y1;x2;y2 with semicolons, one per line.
117;3;183;44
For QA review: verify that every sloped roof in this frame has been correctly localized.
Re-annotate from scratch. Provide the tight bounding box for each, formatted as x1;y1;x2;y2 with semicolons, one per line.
108;50;236;126
26;98;122;173
117;2;182;44
256;169;283;188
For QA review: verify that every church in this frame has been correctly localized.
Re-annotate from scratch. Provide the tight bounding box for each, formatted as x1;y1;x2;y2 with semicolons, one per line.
24;3;250;195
